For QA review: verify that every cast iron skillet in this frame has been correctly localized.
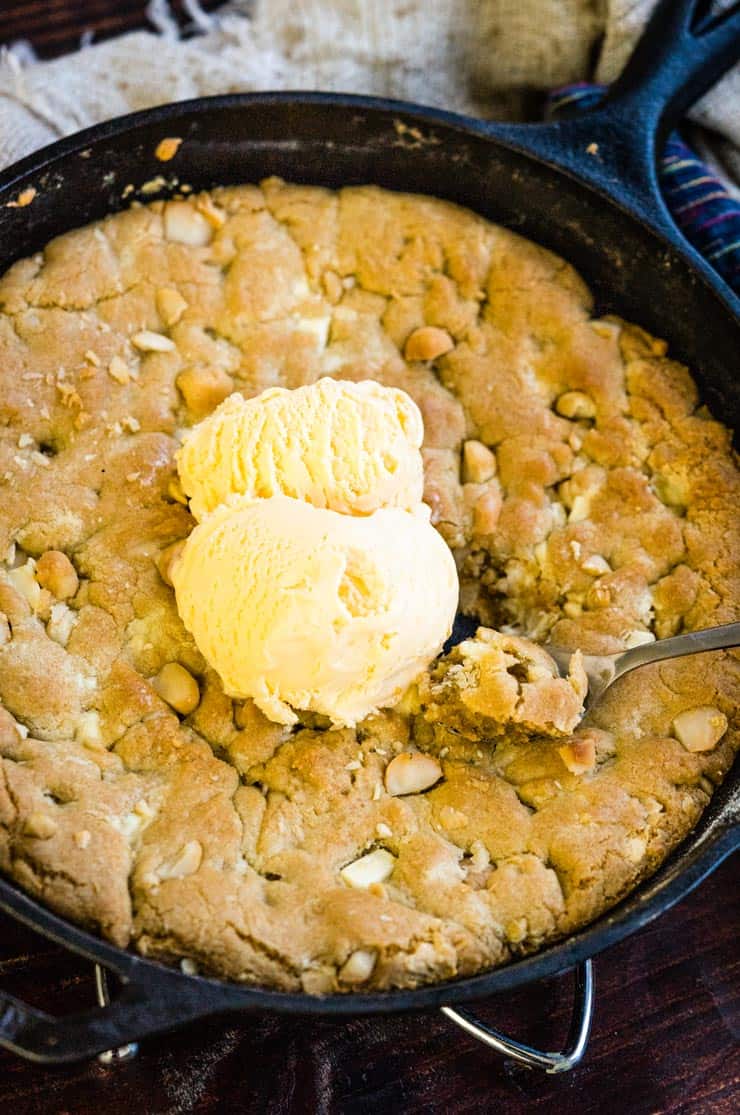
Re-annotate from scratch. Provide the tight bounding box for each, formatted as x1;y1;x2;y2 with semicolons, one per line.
0;0;737;1066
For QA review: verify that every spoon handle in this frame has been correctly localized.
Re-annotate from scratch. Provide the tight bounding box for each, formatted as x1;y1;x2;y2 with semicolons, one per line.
612;621;740;684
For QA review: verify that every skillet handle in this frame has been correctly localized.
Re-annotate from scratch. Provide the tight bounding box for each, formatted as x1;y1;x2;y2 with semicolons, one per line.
484;0;740;239
0;965;219;1064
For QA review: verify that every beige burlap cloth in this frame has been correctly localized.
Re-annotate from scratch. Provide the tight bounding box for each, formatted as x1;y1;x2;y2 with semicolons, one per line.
0;1;738;185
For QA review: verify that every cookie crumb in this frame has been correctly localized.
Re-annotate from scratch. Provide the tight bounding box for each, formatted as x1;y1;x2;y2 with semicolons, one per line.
6;186;36;208
155;137;183;162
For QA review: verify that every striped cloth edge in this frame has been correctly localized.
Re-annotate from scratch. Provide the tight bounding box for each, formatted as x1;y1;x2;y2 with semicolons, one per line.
547;83;740;294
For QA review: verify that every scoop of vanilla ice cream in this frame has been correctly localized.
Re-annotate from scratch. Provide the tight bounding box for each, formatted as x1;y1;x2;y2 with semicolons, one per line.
176;379;424;521
172;496;458;726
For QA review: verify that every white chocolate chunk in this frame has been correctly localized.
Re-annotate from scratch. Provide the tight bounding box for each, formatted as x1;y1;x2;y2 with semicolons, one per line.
385;753;442;796
340;848;395;889
673;706;728;752
339;949;377;983
158;840;203;879
132;330;176;353
556;391;596;419
163;201;212;246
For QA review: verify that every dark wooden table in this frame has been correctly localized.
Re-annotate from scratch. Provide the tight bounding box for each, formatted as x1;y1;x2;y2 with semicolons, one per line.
1;3;739;1112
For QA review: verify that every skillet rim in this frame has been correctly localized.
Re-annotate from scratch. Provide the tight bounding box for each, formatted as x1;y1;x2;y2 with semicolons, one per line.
1;89;739;321
0;90;737;1017
0;817;736;1016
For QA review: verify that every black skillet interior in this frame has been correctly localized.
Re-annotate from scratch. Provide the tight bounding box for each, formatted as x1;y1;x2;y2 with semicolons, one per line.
0;0;738;1064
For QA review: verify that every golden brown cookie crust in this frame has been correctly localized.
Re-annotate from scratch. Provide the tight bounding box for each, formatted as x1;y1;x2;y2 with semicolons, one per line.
0;180;737;992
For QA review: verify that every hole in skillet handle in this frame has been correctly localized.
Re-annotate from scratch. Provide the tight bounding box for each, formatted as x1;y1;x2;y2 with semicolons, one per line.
480;0;740;265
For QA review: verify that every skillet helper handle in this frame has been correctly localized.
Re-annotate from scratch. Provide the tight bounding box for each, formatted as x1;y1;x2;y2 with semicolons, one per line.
489;0;740;237
441;961;594;1074
0;966;216;1064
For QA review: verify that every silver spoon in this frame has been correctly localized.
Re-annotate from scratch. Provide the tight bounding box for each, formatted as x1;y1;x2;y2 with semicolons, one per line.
545;622;740;716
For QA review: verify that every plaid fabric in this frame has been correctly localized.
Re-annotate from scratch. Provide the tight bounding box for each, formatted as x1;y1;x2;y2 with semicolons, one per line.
547;83;740;295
